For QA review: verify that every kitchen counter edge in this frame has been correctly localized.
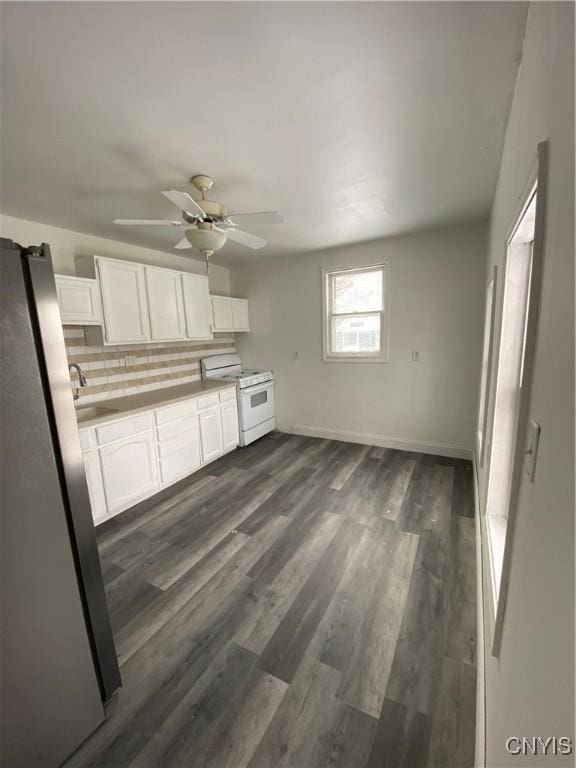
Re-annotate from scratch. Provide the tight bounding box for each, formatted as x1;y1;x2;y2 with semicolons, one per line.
75;380;236;429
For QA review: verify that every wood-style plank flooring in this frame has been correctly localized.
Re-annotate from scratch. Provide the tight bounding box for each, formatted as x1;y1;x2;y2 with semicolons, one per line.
67;432;476;768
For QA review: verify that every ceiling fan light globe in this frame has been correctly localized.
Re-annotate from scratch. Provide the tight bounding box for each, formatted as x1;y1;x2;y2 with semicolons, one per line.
185;227;227;255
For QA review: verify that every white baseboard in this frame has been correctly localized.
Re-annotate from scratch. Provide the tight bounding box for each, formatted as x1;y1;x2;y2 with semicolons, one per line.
291;424;473;460
473;453;486;768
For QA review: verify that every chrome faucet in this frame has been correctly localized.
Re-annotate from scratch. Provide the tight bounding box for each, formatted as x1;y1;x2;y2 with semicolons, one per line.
68;362;87;401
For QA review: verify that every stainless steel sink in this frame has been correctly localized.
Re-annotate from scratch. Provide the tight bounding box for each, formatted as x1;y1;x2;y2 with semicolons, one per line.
75;405;118;424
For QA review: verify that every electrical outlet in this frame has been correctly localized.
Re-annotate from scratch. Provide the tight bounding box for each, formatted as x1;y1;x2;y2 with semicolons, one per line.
412;350;420;362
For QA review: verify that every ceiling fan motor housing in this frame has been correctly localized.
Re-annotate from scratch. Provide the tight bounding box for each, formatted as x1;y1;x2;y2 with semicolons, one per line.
181;197;226;223
199;199;226;220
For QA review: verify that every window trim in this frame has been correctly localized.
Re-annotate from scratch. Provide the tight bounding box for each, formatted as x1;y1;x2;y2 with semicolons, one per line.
322;263;389;363
481;141;548;659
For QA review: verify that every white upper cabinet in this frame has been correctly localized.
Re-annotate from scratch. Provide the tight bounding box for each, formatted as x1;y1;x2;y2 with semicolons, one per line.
211;295;234;332
96;257;150;344
55;275;101;325
76;255;247;345
145;266;186;341
182;273;212;340
231;298;250;331
211;296;250;332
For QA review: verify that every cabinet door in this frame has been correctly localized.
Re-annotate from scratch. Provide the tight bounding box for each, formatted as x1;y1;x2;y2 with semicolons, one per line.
198;407;224;463
211;296;233;332
220;401;239;450
82;450;107;523
145;267;186;341
158;423;202;485
182;273;212;339
97;257;150;344
99;431;158;513
55;275;101;325
231;298;250;331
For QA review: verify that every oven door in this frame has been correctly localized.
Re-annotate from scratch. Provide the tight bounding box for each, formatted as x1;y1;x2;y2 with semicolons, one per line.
238;381;275;432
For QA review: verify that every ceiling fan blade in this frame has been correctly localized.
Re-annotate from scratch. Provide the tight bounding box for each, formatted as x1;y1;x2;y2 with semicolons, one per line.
217;227;267;250
114;219;184;226
226;211;284;226
174;237;192;250
161;190;205;219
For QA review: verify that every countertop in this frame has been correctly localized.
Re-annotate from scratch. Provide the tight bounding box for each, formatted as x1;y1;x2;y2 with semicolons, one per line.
75;380;235;428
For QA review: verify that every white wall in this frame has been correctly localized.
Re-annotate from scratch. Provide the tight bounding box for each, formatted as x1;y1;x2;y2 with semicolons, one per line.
231;221;486;456
0;214;231;295
476;3;574;765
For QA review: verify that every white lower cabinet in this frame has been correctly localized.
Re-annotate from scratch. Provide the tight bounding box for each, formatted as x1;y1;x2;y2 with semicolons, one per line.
221;400;240;450
198;406;224;462
80;387;239;524
82;450;107;523
99;430;159;514
160;438;201;485
157;415;201;486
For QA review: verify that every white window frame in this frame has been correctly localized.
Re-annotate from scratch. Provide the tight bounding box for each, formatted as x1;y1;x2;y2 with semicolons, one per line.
481;141;547;658
476;265;498;467
322;263;389;363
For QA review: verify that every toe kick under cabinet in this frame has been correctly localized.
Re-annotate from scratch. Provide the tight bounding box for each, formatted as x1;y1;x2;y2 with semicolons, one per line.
79;387;238;525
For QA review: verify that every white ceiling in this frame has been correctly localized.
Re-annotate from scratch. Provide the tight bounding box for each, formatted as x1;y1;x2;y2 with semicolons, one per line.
0;2;527;266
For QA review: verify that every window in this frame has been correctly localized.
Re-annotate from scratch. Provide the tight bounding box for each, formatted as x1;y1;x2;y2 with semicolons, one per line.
476;266;497;466
482;141;547;658
485;190;536;613
323;264;388;361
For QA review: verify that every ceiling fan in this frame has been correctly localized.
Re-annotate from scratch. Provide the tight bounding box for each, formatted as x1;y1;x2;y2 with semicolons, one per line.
114;174;284;258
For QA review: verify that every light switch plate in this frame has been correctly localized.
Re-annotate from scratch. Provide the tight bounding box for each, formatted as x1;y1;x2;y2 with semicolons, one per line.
412;350;420;362
525;420;541;481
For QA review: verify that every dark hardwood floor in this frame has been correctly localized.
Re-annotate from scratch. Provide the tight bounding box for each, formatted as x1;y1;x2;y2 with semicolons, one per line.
67;432;476;768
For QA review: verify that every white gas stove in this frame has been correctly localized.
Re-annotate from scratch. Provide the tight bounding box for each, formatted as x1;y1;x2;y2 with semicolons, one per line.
201;354;275;446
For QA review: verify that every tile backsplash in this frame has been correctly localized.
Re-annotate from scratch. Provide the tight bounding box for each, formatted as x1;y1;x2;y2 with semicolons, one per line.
64;327;235;403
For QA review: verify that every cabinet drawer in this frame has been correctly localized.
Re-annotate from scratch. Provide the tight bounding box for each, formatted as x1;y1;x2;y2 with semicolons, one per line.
156;415;197;442
158;430;197;459
197;393;219;411
155;398;197;425
79;428;94;452
219;388;236;404
160;443;201;484
96;412;153;446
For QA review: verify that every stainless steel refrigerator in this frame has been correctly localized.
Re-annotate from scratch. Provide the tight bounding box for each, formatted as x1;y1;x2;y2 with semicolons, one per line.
0;238;121;767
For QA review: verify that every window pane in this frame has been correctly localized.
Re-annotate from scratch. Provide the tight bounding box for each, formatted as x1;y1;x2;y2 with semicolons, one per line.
332;270;382;314
331;315;381;354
